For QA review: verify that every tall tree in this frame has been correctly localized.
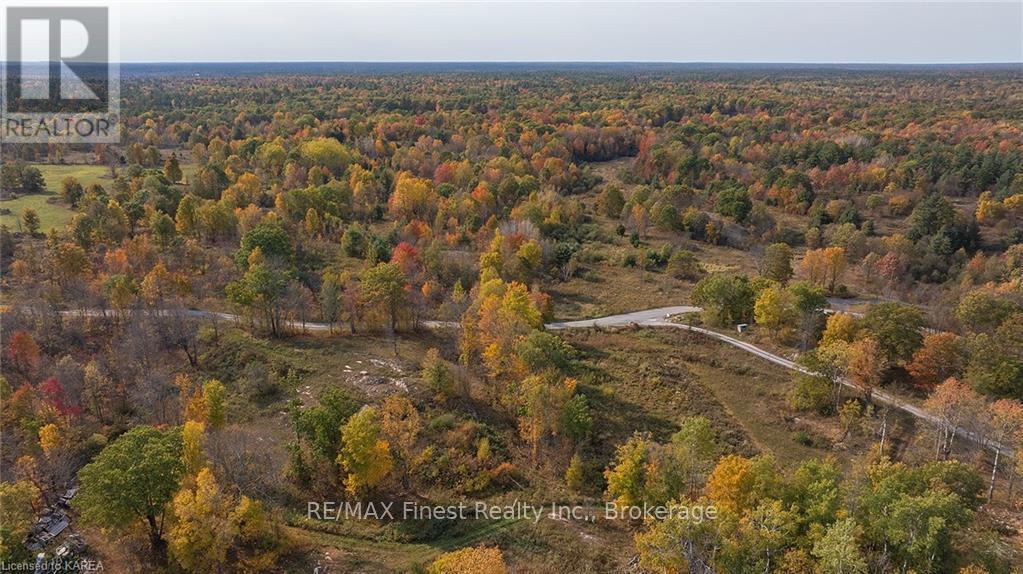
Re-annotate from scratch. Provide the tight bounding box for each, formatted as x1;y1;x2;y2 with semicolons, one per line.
168;468;235;572
762;242;794;283
862;302;924;364
359;262;408;334
337;406;393;496
74;426;184;560
812;518;867;574
907;332;965;391
966;313;1023;399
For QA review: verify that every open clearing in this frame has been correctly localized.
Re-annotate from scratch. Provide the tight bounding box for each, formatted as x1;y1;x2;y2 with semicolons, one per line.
0;164;109;231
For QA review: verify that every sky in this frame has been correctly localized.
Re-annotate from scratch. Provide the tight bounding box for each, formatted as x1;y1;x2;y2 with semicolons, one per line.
29;1;1023;63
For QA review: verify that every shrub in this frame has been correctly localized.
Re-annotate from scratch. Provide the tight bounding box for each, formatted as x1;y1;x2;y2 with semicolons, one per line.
788;374;833;415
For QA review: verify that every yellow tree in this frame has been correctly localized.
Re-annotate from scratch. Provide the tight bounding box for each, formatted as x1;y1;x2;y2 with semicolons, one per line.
337;406;393;496
379;395;421;488
229;496;277;571
140;262;172;306
181;420;207;479
38;423;61;456
222;172;261;209
202;379;226;430
705;454;779;515
168;468;236;573
706;454;754;514
820;313;860;347
389;172;439;221
461;273;545;405
754;284;796;340
604;433;652;507
800;247;847;293
822;247;848;293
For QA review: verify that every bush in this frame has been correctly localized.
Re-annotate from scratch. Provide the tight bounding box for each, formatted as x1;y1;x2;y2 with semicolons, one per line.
667;249;703;280
421;348;456;399
429;413;459;431
644;246;672;270
793;429;832;449
788;374;833;415
341;223;366;258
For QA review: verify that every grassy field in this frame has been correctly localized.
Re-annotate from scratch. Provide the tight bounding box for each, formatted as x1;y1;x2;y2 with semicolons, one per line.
0;192;73;233
0;162;197;232
549;237;761;320
0;164;110;232
564;327;894;470
198;326;457;418
548;159;763;321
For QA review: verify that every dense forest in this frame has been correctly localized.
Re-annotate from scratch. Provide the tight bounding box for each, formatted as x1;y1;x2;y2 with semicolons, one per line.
1;66;1022;573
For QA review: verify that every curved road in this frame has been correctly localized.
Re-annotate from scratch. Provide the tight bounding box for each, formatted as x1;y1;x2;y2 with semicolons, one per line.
35;305;1006;454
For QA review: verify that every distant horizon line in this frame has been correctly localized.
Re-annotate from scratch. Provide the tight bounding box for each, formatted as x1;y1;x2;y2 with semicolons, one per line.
6;60;1023;66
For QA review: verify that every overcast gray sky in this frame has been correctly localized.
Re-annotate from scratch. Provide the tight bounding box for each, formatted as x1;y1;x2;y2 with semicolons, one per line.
108;1;1023;63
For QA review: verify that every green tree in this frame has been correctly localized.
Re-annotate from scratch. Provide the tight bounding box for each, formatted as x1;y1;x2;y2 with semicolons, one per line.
762;242;794;283
0;481;37;561
718;499;796;574
60;176;84;207
670;416;718;494
151;211;176;246
714;184;752;223
73;426;184;559
292;386;359;462
421;348;456;399
21;166;45;194
862;302;924;363
789;373;834;414
515;330;575;376
789;458;842;528
20;208;40;235
559;393;593;442
226;256;291;337
604;433;650;507
812;518;867;574
858;459;980;574
692;274;759;327
236;222;292;266
163;153;183;183
667;249;703;280
599;185;625;218
907;193;955;241
954;290;1020;334
967;314;1023;399
360;262;408;334
341;223;367;258
789;281;827;350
